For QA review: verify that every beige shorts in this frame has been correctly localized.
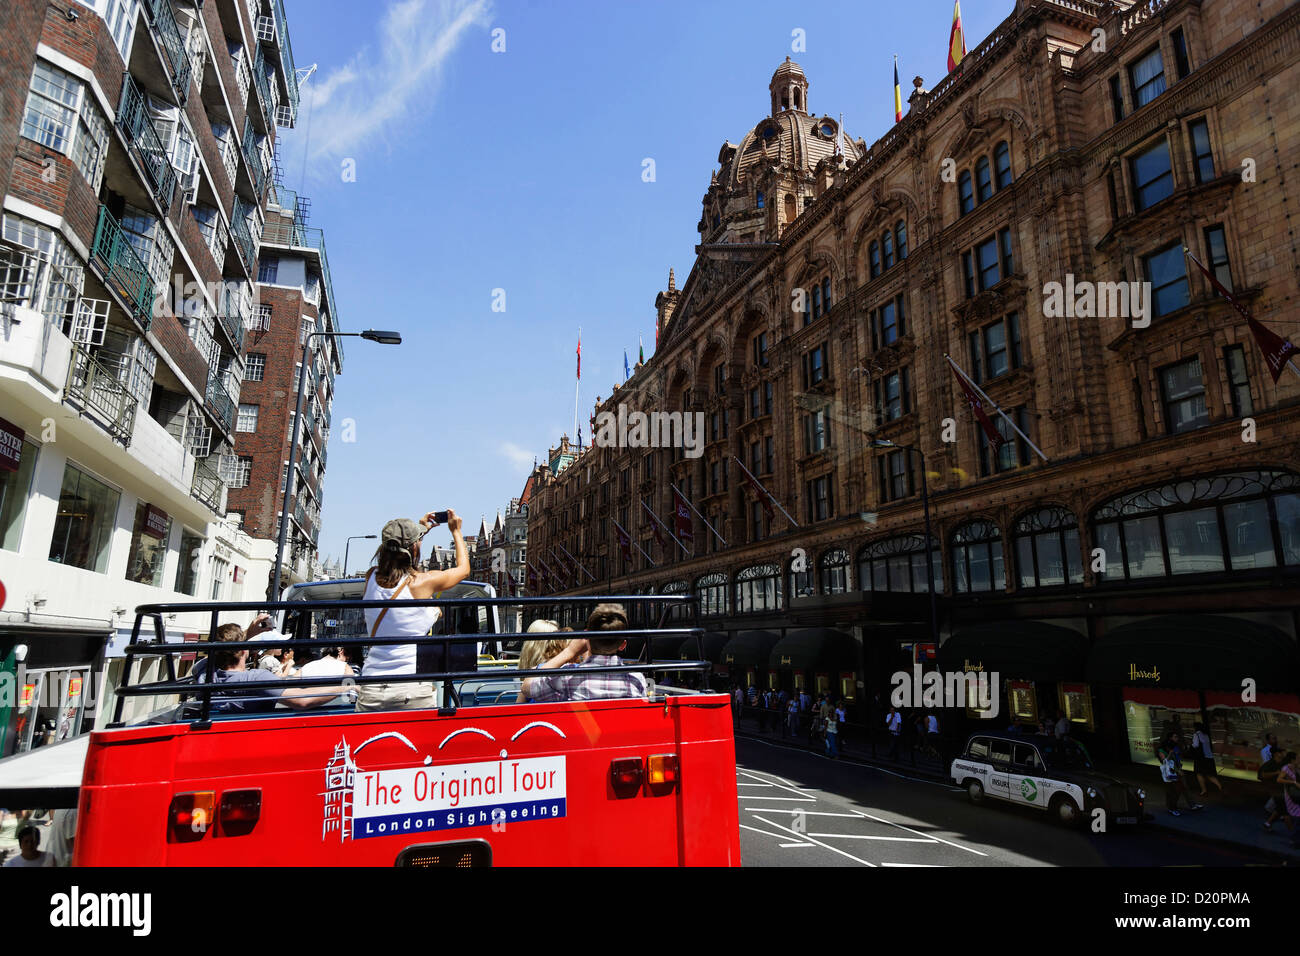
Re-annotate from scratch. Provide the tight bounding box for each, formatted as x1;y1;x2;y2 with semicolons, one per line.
355;681;440;712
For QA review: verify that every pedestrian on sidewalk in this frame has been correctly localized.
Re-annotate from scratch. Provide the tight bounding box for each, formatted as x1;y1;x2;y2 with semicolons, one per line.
825;706;840;758
835;699;847;752
1260;748;1294;831
758;689;769;733
886;705;903;761
1190;722;1224;797
1157;731;1203;817
1280;752;1300;847
926;711;941;759
1261;733;1280;765
786;696;799;738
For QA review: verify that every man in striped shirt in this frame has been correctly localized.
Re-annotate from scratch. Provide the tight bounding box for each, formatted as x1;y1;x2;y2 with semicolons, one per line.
521;604;648;702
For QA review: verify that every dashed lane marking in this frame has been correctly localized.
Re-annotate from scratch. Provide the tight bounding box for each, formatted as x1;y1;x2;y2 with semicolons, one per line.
750;814;878;867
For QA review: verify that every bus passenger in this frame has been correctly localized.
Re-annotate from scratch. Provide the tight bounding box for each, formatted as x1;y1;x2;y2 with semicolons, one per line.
520;604;647;702
516;620;565;703
357;511;470;711
208;624;348;712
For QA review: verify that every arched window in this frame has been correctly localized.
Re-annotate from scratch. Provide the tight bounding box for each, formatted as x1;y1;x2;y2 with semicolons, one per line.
735;564;783;613
1091;470;1300;582
789;558;813;600
869;241;881;279
895;220;908;260
975;156;993;203
857;534;942;593
821;277;831;312
1013;507;1083;588
819;548;851;595
660;579;689;622
958;170;974;215
756;190;765;209
882;230;895;269
695;572;728;617
810;284;822;320
951;519;1006;593
994;141;1012;189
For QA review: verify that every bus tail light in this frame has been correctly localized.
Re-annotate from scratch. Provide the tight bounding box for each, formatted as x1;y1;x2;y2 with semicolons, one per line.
610;757;643;797
647;754;679;791
219;789;262;836
168;792;215;843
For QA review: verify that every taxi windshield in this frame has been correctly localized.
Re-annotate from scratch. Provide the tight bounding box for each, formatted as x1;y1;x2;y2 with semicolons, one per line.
1039;739;1093;770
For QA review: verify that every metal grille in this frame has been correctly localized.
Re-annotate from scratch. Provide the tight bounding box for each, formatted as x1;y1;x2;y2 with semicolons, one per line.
65;343;136;445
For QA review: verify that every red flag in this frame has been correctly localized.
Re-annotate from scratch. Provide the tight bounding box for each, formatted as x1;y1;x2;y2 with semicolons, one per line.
1185;249;1297;383
948;0;967;73
642;502;667;550
953;365;1006;451
740;467;775;521
672;487;694;543
576;334;581;380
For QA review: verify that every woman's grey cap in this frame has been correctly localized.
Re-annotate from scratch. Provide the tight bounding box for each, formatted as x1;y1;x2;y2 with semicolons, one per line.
381;518;421;548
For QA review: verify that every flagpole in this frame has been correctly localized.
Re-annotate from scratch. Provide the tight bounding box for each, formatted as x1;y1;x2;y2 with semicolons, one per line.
556;542;597;582
1184;247;1300;380
945;354;1049;462
641;498;691;556
731;455;800;527
670;482;727;547
612;517;657;567
573;327;581;446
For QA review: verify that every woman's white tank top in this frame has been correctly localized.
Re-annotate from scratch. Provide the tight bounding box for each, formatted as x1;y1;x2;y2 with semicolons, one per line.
361;572;441;677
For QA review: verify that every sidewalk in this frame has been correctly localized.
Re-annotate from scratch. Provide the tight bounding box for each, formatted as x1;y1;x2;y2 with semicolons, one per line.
732;712;1300;861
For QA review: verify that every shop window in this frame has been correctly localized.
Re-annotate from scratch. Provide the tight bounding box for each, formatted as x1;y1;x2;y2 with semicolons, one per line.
125;502;171;587
819;548;850;595
1091;469;1300;582
0;437;38;552
951;519;1005;593
735;564;783;613
857;534;942;594
1059;683;1095;732
696;572;728;617
175;528;203;595
1013;507;1084;589
48;462;120;573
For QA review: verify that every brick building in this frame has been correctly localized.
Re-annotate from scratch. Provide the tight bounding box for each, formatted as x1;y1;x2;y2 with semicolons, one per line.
0;0;307;752
527;0;1300;775
225;181;343;589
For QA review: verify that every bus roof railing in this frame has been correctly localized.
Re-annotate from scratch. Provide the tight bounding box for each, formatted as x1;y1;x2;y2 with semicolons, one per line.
113;594;710;726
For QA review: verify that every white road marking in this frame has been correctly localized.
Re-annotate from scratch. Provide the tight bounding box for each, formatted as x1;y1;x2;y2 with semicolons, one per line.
738;823;794;841
779;842;816;848
808;833;935;843
739;735;963;790
736;782;774;787
881;862;943;867
751;814;877;867
737;768;816;800
736;795;815;802
740;808;868;818
849;808;989;857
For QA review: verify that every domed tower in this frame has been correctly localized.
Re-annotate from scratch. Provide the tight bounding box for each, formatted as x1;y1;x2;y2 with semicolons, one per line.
769;57;809;114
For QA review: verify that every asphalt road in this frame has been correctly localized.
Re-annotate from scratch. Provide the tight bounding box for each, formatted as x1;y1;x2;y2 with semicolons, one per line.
735;735;1282;867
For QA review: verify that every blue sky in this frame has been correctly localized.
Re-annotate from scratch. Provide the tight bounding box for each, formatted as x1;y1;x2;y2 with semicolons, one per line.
278;0;1007;568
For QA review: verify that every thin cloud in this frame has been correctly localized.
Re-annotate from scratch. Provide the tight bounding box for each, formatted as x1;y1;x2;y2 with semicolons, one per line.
498;441;535;471
299;0;491;163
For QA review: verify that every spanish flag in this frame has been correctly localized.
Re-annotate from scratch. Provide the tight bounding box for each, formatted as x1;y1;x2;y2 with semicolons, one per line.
893;56;902;123
948;0;967;72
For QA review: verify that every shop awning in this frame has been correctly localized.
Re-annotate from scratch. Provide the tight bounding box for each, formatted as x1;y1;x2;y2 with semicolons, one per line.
0;735;88;807
769;628;858;672
938;621;1088;685
720;630;782;669
0;625;111;669
678;631;729;663
1086;614;1299;693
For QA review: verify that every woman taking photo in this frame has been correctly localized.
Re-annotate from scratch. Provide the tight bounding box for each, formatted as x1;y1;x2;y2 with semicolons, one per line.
358;509;469;711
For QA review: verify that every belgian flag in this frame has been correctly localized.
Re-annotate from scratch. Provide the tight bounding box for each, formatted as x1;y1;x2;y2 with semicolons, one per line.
893;56;903;123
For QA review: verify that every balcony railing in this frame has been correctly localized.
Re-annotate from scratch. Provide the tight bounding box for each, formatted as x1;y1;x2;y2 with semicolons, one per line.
242;115;266;199
91;206;153;326
191;457;224;512
251;44;276;129
116;74;177;211
230;196;258;275
65;344;136;446
141;0;193;102
217;282;250;352
206;369;236;433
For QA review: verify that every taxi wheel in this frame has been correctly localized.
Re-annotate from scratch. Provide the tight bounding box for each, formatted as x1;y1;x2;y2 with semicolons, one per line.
966;779;985;805
1051;794;1081;827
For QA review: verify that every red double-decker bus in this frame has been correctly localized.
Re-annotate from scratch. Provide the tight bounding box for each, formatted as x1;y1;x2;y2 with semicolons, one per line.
71;589;740;867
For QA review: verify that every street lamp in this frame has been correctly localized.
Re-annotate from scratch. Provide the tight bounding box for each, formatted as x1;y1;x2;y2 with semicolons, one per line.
869;438;940;650
343;534;377;577
270;329;402;599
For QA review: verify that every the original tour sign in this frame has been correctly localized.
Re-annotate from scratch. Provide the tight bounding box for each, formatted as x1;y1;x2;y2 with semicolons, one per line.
323;734;567;841
0;417;23;473
143;504;169;539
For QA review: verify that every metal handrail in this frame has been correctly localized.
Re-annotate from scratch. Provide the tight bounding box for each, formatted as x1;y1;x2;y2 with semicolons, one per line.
91;206;153;324
111;594;708;723
65;343;136;445
117;74;177;210
141;0;193;101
